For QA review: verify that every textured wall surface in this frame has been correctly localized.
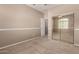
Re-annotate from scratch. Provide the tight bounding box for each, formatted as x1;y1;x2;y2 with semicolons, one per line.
0;5;43;47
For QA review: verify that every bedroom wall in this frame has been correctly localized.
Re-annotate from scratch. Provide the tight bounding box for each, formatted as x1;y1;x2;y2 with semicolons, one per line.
0;4;43;47
48;4;79;45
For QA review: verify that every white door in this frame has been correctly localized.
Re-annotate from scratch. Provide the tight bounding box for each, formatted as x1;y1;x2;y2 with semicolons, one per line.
41;18;45;37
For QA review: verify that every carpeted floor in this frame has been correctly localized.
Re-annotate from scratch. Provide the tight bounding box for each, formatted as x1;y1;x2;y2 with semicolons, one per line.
0;36;79;54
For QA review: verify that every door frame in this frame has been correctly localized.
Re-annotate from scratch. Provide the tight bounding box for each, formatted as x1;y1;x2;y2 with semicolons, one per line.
52;12;74;44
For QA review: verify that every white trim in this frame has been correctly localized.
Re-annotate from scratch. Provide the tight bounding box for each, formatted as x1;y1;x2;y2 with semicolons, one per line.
0;28;40;31
74;29;79;30
0;37;40;50
74;44;79;46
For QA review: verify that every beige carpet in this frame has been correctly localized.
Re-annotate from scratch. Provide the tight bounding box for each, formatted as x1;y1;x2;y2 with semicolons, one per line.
0;36;79;54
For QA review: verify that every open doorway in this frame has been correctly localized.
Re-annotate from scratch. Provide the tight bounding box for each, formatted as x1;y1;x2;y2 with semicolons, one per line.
45;19;48;35
41;18;48;37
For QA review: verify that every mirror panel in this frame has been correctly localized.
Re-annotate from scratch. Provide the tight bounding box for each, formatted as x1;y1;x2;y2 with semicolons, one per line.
52;14;74;44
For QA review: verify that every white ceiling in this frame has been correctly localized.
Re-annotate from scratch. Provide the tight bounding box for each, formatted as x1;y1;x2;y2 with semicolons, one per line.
27;4;60;13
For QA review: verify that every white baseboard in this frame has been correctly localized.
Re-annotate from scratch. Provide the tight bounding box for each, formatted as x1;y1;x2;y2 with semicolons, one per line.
74;44;79;46
0;37;40;50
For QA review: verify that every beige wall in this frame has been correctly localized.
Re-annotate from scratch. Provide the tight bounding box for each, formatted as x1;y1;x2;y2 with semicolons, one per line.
48;4;79;45
0;5;43;47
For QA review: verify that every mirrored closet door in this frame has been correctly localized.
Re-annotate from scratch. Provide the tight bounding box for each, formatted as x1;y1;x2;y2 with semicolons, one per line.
53;16;61;41
53;14;74;44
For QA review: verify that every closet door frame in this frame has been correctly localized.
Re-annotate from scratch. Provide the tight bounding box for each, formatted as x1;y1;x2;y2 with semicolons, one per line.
52;12;74;44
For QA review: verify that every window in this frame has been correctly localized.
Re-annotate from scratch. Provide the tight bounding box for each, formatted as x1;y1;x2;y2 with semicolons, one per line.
58;18;69;29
